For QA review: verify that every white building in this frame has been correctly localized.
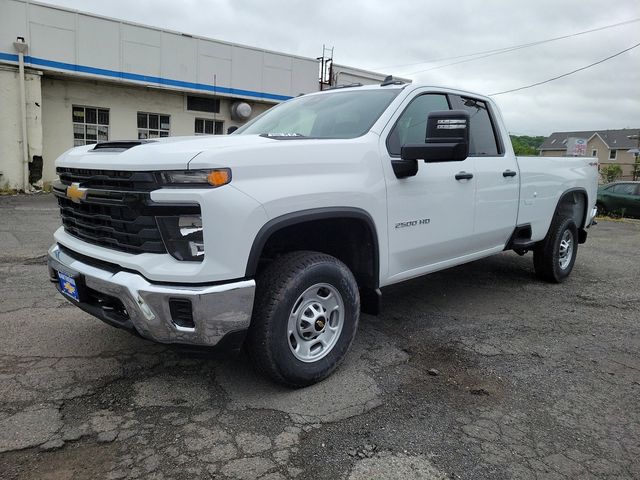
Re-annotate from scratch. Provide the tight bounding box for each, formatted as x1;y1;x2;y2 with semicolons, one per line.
0;0;404;191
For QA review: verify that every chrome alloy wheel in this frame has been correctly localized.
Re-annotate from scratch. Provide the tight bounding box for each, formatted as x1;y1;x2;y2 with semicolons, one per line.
558;229;574;270
287;283;345;363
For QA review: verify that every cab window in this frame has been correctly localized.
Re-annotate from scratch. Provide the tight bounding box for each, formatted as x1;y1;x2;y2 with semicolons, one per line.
449;95;501;156
386;94;450;156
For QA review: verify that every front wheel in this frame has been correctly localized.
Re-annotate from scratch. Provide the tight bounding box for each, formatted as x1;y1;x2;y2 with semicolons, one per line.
245;251;360;387
533;216;578;283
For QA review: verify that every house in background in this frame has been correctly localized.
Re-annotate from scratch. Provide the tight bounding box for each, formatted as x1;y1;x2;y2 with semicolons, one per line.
539;129;639;180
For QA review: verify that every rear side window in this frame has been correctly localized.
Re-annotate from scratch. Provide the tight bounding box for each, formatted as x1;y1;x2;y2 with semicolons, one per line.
386;94;450;156
611;183;637;195
449;95;500;156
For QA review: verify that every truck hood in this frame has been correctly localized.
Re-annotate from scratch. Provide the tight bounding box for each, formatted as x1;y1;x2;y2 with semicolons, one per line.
55;135;275;171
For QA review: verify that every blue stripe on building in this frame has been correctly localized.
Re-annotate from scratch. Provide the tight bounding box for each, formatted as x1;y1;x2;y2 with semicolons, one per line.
0;52;293;102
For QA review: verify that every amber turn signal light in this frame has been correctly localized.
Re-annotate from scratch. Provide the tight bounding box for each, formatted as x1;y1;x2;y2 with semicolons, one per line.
207;169;232;187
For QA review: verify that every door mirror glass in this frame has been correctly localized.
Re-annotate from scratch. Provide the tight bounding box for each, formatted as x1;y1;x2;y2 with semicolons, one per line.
401;110;470;162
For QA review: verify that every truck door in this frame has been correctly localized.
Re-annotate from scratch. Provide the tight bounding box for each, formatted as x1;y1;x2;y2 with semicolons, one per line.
381;92;477;283
449;95;519;251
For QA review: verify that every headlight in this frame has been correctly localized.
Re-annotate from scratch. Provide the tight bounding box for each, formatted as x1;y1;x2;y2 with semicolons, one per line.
157;215;205;261
160;169;231;187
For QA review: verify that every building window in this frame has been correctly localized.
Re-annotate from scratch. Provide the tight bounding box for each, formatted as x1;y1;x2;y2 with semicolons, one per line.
72;106;109;146
195;118;223;135
591;149;598;157
609;149;617;160
137;113;170;139
187;95;220;113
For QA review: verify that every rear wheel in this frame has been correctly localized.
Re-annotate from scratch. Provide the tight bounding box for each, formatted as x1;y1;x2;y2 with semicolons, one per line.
246;251;360;387
596;201;607;216
533;216;578;283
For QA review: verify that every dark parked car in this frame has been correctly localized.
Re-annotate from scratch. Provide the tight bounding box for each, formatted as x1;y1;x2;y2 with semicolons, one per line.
596;181;640;217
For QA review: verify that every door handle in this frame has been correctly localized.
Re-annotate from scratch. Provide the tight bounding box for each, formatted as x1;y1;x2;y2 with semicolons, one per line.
503;170;517;177
455;171;473;181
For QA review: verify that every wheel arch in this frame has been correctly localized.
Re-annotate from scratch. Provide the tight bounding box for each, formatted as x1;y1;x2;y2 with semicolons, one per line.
553;187;589;226
245;207;380;290
550;187;589;243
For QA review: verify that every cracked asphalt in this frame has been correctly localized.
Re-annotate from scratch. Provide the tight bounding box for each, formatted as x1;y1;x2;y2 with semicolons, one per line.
1;193;639;479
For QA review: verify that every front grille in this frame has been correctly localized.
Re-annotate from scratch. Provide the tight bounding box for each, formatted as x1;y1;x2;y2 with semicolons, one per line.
55;168;199;255
57;167;160;191
57;195;167;253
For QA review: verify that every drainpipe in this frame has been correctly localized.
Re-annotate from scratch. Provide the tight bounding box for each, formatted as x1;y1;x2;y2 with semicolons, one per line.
13;37;29;192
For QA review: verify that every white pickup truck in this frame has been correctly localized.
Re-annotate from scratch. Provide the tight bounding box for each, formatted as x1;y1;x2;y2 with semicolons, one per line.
48;81;599;386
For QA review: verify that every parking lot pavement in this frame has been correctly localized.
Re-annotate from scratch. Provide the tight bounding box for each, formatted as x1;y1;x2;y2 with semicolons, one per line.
0;194;638;480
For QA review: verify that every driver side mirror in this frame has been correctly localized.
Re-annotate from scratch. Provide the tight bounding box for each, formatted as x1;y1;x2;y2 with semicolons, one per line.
401;110;470;162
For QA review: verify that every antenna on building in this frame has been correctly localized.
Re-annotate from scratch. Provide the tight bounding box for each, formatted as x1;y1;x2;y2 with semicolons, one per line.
317;45;334;90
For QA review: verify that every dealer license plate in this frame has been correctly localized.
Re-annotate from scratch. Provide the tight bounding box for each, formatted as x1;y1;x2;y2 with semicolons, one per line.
58;271;80;301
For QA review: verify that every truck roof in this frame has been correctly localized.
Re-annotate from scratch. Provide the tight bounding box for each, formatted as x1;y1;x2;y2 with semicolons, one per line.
309;82;494;103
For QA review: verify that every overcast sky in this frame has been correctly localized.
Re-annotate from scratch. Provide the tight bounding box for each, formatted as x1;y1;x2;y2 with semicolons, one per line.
42;0;640;136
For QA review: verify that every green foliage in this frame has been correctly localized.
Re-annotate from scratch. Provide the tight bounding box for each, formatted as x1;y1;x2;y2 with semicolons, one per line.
510;135;546;156
601;164;623;183
633;155;640;181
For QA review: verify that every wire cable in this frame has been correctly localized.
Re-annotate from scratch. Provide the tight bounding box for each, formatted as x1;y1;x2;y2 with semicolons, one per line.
490;42;640;96
372;18;640;73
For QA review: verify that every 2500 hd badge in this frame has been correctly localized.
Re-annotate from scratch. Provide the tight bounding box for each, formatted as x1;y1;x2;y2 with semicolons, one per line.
395;218;431;229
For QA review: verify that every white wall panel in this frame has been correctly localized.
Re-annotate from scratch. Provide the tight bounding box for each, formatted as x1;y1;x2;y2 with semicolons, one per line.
230;47;263;92
123;42;161;78
161;32;197;82
28;3;75;30
264;52;292;70
198;54;231;88
0;0;28;53
262;52;292;95
198;39;232;60
30;23;75;64
263;66;291;96
120;23;161;47
78;15;120;70
291;58;320;96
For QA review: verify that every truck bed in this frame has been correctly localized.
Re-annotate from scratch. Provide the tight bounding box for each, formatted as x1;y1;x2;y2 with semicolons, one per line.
516;155;599;241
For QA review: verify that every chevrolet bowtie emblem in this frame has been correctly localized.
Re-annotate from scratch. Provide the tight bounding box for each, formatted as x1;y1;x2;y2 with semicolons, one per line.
66;183;88;203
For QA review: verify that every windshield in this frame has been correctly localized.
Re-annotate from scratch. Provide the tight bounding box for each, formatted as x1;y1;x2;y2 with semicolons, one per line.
236;89;401;139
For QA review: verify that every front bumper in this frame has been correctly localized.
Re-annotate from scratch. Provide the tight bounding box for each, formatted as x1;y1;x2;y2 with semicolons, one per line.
47;244;255;347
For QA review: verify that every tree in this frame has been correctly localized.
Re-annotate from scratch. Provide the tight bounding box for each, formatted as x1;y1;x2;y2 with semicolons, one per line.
601;164;623;183
510;135;545;156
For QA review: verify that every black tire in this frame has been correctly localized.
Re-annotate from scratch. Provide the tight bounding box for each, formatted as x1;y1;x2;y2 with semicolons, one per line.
245;251;360;387
533;216;578;283
595;202;607;216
